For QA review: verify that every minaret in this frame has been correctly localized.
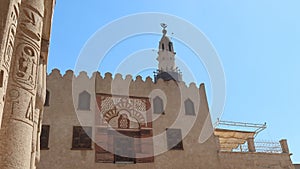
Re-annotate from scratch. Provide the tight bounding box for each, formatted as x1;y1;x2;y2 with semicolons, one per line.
154;23;182;83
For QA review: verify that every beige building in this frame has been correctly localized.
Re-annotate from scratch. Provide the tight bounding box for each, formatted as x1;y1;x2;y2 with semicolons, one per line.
37;27;295;169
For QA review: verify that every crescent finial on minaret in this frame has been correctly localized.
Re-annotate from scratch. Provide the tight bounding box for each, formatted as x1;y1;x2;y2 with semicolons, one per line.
160;23;168;29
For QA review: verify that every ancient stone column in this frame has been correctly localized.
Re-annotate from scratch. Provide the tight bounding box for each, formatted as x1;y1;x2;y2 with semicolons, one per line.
30;50;47;169
247;137;256;152
0;0;22;127
0;0;44;168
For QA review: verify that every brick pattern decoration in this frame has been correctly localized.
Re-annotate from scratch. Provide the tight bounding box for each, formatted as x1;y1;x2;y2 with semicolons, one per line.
94;94;154;163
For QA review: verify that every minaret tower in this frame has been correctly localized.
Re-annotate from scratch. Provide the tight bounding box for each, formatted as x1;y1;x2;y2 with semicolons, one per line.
154;23;182;82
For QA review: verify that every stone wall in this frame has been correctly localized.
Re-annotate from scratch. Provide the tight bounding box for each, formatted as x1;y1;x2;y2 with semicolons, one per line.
219;152;295;169
37;70;295;169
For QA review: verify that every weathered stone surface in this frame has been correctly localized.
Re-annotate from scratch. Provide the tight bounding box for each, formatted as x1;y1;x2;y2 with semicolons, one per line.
0;0;55;169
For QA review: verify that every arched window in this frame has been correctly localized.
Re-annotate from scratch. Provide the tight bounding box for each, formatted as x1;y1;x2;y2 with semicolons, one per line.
78;91;91;110
153;96;164;114
162;43;165;50
168;42;173;52
184;98;195;115
44;90;50;106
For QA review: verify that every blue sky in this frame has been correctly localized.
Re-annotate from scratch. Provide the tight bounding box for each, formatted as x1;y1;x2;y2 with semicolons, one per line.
48;1;300;163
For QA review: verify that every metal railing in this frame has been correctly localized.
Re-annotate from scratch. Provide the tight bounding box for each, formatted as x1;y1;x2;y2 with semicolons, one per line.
230;141;282;153
255;141;282;153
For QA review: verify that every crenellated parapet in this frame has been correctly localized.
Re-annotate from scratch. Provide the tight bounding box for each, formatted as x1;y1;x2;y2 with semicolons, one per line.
46;69;207;122
47;69;203;95
46;69;207;127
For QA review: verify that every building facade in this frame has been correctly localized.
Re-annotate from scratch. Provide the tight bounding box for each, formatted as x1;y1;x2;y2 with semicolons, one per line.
37;27;295;169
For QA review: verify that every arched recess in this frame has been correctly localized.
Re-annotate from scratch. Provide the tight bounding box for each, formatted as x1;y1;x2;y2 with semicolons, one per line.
153;96;164;114
78;91;91;110
184;98;195;116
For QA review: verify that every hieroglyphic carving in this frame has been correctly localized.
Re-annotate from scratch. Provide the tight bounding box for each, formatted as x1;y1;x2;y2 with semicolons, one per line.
0;0;53;169
1;2;44;168
25;97;34;121
2;2;21;71
0;1;21;125
9;89;20;116
12;3;43;94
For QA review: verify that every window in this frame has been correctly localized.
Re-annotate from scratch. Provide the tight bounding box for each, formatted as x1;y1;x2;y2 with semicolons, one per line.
78;91;91;110
162;43;165;50
168;42;173;52
166;128;183;150
0;70;4;87
40;125;50;150
72;126;92;150
184;98;195;116
44;90;50;106
153;96;164;114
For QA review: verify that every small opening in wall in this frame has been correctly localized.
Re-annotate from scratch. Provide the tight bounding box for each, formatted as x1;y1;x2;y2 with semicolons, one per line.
168;42;173;52
0;70;4;88
44;90;50;106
